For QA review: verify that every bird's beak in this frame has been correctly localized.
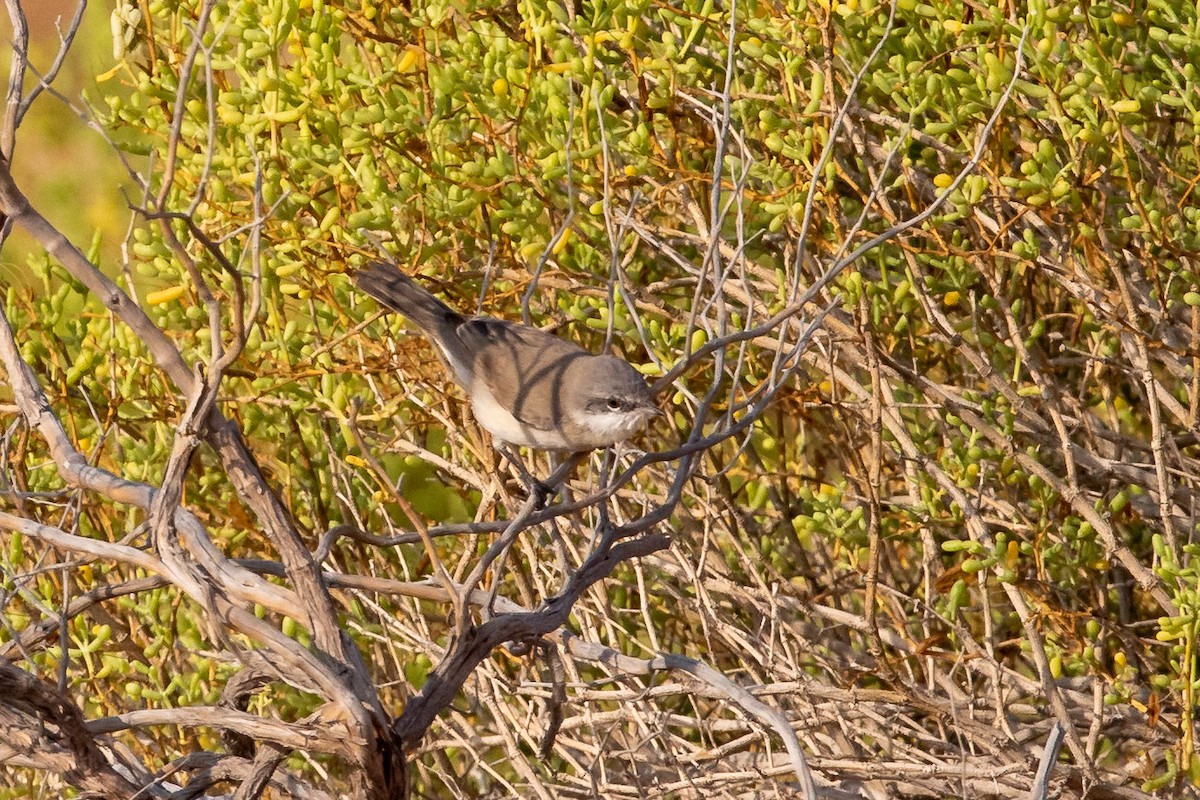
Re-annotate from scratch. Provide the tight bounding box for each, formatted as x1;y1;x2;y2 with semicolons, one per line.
646;403;667;419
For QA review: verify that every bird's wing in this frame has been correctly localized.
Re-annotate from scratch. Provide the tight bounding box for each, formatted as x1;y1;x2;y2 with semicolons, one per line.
458;317;589;431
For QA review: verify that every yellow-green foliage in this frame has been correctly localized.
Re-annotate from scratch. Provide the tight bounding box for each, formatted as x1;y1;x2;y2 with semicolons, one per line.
4;0;1200;794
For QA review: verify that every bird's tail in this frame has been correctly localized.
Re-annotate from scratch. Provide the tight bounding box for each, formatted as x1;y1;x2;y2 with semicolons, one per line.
353;262;464;333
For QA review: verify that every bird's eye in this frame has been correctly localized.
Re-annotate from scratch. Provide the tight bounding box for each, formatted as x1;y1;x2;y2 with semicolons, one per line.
606;397;622;411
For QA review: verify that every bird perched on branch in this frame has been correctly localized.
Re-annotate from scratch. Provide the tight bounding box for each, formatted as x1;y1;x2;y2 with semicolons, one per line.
354;262;662;452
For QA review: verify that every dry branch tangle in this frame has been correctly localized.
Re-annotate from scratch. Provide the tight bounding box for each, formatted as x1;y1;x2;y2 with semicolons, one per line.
0;1;1194;798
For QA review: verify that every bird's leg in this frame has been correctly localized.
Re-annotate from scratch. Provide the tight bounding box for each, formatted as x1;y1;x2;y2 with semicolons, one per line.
496;444;554;506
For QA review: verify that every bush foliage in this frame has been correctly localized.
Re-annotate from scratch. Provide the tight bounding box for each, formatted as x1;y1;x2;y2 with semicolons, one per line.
2;0;1199;796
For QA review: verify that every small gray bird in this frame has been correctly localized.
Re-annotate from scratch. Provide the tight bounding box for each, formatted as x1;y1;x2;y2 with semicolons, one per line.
354;263;662;452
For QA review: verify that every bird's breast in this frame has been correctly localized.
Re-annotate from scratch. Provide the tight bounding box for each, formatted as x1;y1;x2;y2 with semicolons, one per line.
469;382;572;450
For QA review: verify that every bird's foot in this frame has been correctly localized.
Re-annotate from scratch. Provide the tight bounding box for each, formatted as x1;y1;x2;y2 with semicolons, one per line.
497;445;556;507
529;478;556;509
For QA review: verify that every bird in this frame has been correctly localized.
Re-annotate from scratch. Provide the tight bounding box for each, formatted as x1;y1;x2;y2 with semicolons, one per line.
353;262;662;452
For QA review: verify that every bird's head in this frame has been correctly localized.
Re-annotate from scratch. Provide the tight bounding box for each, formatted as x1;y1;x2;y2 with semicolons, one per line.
566;355;664;449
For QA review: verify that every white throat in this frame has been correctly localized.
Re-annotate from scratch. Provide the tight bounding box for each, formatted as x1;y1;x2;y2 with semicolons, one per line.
574;408;650;448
